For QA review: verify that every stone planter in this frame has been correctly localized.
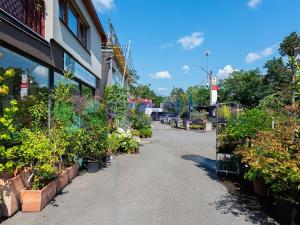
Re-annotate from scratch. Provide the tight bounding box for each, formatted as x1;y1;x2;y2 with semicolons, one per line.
253;179;269;197
87;160;100;173
20;179;58;212
56;171;69;194
66;163;79;183
0;170;31;217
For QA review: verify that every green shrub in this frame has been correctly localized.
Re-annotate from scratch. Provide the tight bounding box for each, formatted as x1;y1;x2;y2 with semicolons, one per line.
104;84;128;124
189;124;204;130
139;127;152;138
19;129;59;190
82;100;108;161
0;69;19;175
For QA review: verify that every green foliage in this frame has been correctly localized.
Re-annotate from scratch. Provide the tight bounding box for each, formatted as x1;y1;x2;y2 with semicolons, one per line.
105;84;128;122
108;132;123;155
226;108;272;143
130;110;151;130
218;105;232;121
29;93;48;129
190;124;204;130
0;69;19;175
83;100;108;160
139;127;152;138
218;70;269;107
19;129;58;190
237;118;300;201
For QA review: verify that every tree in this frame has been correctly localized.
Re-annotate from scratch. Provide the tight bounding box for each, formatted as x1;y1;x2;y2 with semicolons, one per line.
279;32;300;103
130;84;155;99
186;85;210;107
218;70;268;107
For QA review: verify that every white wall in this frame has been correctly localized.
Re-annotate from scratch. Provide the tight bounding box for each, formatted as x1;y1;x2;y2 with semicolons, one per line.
44;0;102;79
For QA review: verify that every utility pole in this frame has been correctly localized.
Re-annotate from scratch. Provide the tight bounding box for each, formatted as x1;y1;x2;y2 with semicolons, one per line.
122;39;131;87
204;50;211;89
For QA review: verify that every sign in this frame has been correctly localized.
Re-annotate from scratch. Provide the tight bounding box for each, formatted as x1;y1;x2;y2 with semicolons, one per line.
211;85;219;91
20;84;28;88
20;74;28;99
210;77;218;105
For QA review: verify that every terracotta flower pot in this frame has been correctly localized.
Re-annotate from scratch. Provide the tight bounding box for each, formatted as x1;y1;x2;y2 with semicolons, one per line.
253;179;269;197
0;170;31;217
20;180;58;212
56;171;69;194
66;163;79;183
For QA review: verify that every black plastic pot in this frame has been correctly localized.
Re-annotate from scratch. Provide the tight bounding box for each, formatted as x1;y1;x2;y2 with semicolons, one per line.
274;196;299;224
87;160;100;173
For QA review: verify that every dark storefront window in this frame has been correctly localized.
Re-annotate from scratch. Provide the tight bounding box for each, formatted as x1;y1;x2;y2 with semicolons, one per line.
0;46;49;128
54;72;80;95
64;53;96;90
0;46;49;102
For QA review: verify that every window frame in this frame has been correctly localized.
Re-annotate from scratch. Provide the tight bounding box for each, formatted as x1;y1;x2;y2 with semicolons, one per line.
59;0;89;49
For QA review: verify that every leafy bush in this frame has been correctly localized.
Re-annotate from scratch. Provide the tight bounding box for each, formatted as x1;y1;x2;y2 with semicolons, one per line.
104;85;128;123
189;124;204;130
130;110;151;130
19;129;59;190
237;118;300;201
226;108;272;144
139;127;152;138
110;128;140;154
0;69;19;175
82;100;108;161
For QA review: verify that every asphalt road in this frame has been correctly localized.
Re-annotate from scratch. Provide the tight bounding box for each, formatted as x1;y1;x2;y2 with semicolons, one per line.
2;122;277;225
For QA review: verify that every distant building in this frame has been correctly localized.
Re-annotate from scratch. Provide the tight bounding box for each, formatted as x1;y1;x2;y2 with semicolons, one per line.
100;20;137;96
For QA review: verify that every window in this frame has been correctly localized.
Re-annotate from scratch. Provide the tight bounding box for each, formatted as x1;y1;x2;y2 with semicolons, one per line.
59;0;89;48
54;72;80;95
64;53;96;89
0;46;49;103
67;5;77;35
58;0;66;20
78;19;87;47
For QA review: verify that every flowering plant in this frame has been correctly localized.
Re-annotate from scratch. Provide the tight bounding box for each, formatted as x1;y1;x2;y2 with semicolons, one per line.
108;128;140;154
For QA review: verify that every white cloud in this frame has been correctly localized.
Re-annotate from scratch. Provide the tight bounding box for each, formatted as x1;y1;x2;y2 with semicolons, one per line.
150;71;172;79
245;45;277;64
182;64;190;74
160;43;174;49
92;0;115;12
247;0;262;8
157;88;168;92
177;32;204;50
217;65;239;79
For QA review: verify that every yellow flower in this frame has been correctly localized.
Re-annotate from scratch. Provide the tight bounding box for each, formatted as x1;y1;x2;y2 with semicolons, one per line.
4;69;16;78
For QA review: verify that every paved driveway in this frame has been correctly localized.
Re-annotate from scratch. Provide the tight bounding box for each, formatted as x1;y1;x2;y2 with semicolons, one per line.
2;122;277;225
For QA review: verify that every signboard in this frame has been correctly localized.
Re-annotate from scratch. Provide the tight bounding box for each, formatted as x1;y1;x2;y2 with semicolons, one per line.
20;74;28;99
211;85;219;91
210;77;218;105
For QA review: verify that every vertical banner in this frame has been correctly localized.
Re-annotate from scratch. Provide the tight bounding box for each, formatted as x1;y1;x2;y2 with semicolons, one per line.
20;74;28;99
210;76;218;105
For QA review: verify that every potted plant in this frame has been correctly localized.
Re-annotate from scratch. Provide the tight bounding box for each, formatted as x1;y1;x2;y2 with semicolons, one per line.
83;100;108;173
0;68;30;217
18;129;59;212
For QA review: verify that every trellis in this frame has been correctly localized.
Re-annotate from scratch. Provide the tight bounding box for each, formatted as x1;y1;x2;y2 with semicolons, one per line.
0;0;45;37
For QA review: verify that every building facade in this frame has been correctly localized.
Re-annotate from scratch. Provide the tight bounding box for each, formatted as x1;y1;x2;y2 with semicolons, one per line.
0;0;107;100
99;20;137;97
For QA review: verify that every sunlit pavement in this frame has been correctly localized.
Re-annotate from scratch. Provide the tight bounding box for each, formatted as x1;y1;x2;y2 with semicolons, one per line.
2;122;277;225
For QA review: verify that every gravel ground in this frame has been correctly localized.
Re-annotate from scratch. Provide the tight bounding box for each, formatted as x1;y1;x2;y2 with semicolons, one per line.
2;122;278;225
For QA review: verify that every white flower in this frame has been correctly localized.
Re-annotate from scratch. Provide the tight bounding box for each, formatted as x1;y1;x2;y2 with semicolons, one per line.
117;128;125;134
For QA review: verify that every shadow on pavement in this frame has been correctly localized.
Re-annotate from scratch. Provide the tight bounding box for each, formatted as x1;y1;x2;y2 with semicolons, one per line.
182;154;279;225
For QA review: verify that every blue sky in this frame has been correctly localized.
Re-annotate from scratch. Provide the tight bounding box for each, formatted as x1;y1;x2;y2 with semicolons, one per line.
93;0;300;95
